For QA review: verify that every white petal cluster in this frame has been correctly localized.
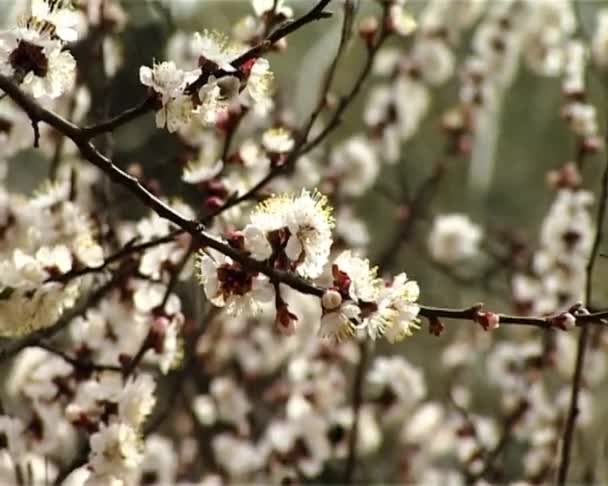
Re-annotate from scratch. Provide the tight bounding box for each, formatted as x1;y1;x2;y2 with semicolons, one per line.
117;374;157;429
196;249;274;315
252;0;293;19
559;41;600;143
0;183;103;336
262;127;295;154
192;30;241;72
135;201;194;280
0;5;76;99
428;213;483;266
367;356;427;421
247;189;334;278
88;422;143;480
140;29;274;133
139;61;197;133
329;135;379;197
81;374;156;483
592;9;608;68
31;0;81;42
320;251;420;342
513;190;593;315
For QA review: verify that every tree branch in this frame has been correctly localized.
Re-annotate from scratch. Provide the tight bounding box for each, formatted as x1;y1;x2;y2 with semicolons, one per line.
2;70;608;341
82;96;156;138
50;230;184;284
556;122;608;484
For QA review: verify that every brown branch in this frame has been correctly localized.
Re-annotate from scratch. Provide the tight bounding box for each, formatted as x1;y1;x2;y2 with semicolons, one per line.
207;2;380;221
0;75;203;233
186;0;333;95
230;0;332;69
469;400;529;482
0;275;120;362
300;17;389;157
49;92;78;179
49;229;184;284
159;243;195;310
343;339;369;484
33;342;122;373
82;96;156;138
121;335;153;378
3;66;608;334
73;1;332;140
556;127;608;484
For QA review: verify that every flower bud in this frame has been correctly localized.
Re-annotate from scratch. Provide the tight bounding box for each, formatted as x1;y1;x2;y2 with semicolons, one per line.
475;311;500;331
149;316;170;353
204;196;224;212
322;289;342;310
359;17;379;46
428;316;445;336
551;312;576;331
276;303;298;336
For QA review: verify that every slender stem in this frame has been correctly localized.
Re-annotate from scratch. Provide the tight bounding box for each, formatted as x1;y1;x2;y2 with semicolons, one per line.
159;243;195;310
50;230;184;283
344;339;368;483
231;0;332;68
0;274;121;362
208;4;383;220
2;58;608;345
82;96;156;138
556;132;608;484
469;400;529;481
33;343;122;373
300;20;389;156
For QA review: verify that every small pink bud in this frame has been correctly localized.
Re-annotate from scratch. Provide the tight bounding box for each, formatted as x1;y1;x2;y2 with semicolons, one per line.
475;311;500;331
276;304;298;336
429;316;445;336
551;312;576;331
204;196;224;212
227;230;245;250
150;316;170;353
359;17;379;46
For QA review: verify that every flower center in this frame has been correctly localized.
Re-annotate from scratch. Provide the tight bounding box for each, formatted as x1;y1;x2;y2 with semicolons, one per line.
9;40;49;78
0;116;12;134
217;263;253;296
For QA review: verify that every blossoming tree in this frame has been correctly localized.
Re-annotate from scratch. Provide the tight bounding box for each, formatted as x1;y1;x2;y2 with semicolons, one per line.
0;0;607;483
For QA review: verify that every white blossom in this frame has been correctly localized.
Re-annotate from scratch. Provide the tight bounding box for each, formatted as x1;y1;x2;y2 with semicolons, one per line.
88;422;144;479
330;135;379;197
117;374;157;429
249;190;334;278
0;20;76;99
428;213;483;265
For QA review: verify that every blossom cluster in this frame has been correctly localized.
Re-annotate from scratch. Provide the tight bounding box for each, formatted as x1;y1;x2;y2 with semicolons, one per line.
139;30;274;133
0;0;77;99
197;190;420;343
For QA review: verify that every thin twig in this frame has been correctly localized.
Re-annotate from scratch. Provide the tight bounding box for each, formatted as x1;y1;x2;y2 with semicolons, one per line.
343;339;369;483
207;2;381;220
159;243;195;310
556;126;608;484
82;96;156;138
50;229;184;284
186;0;333;94
300;17;389;156
469;400;529;482
33;342;122;373
0;274;121;362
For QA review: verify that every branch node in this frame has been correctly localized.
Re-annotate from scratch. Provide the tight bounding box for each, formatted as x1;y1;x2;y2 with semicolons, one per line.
31;117;40;148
